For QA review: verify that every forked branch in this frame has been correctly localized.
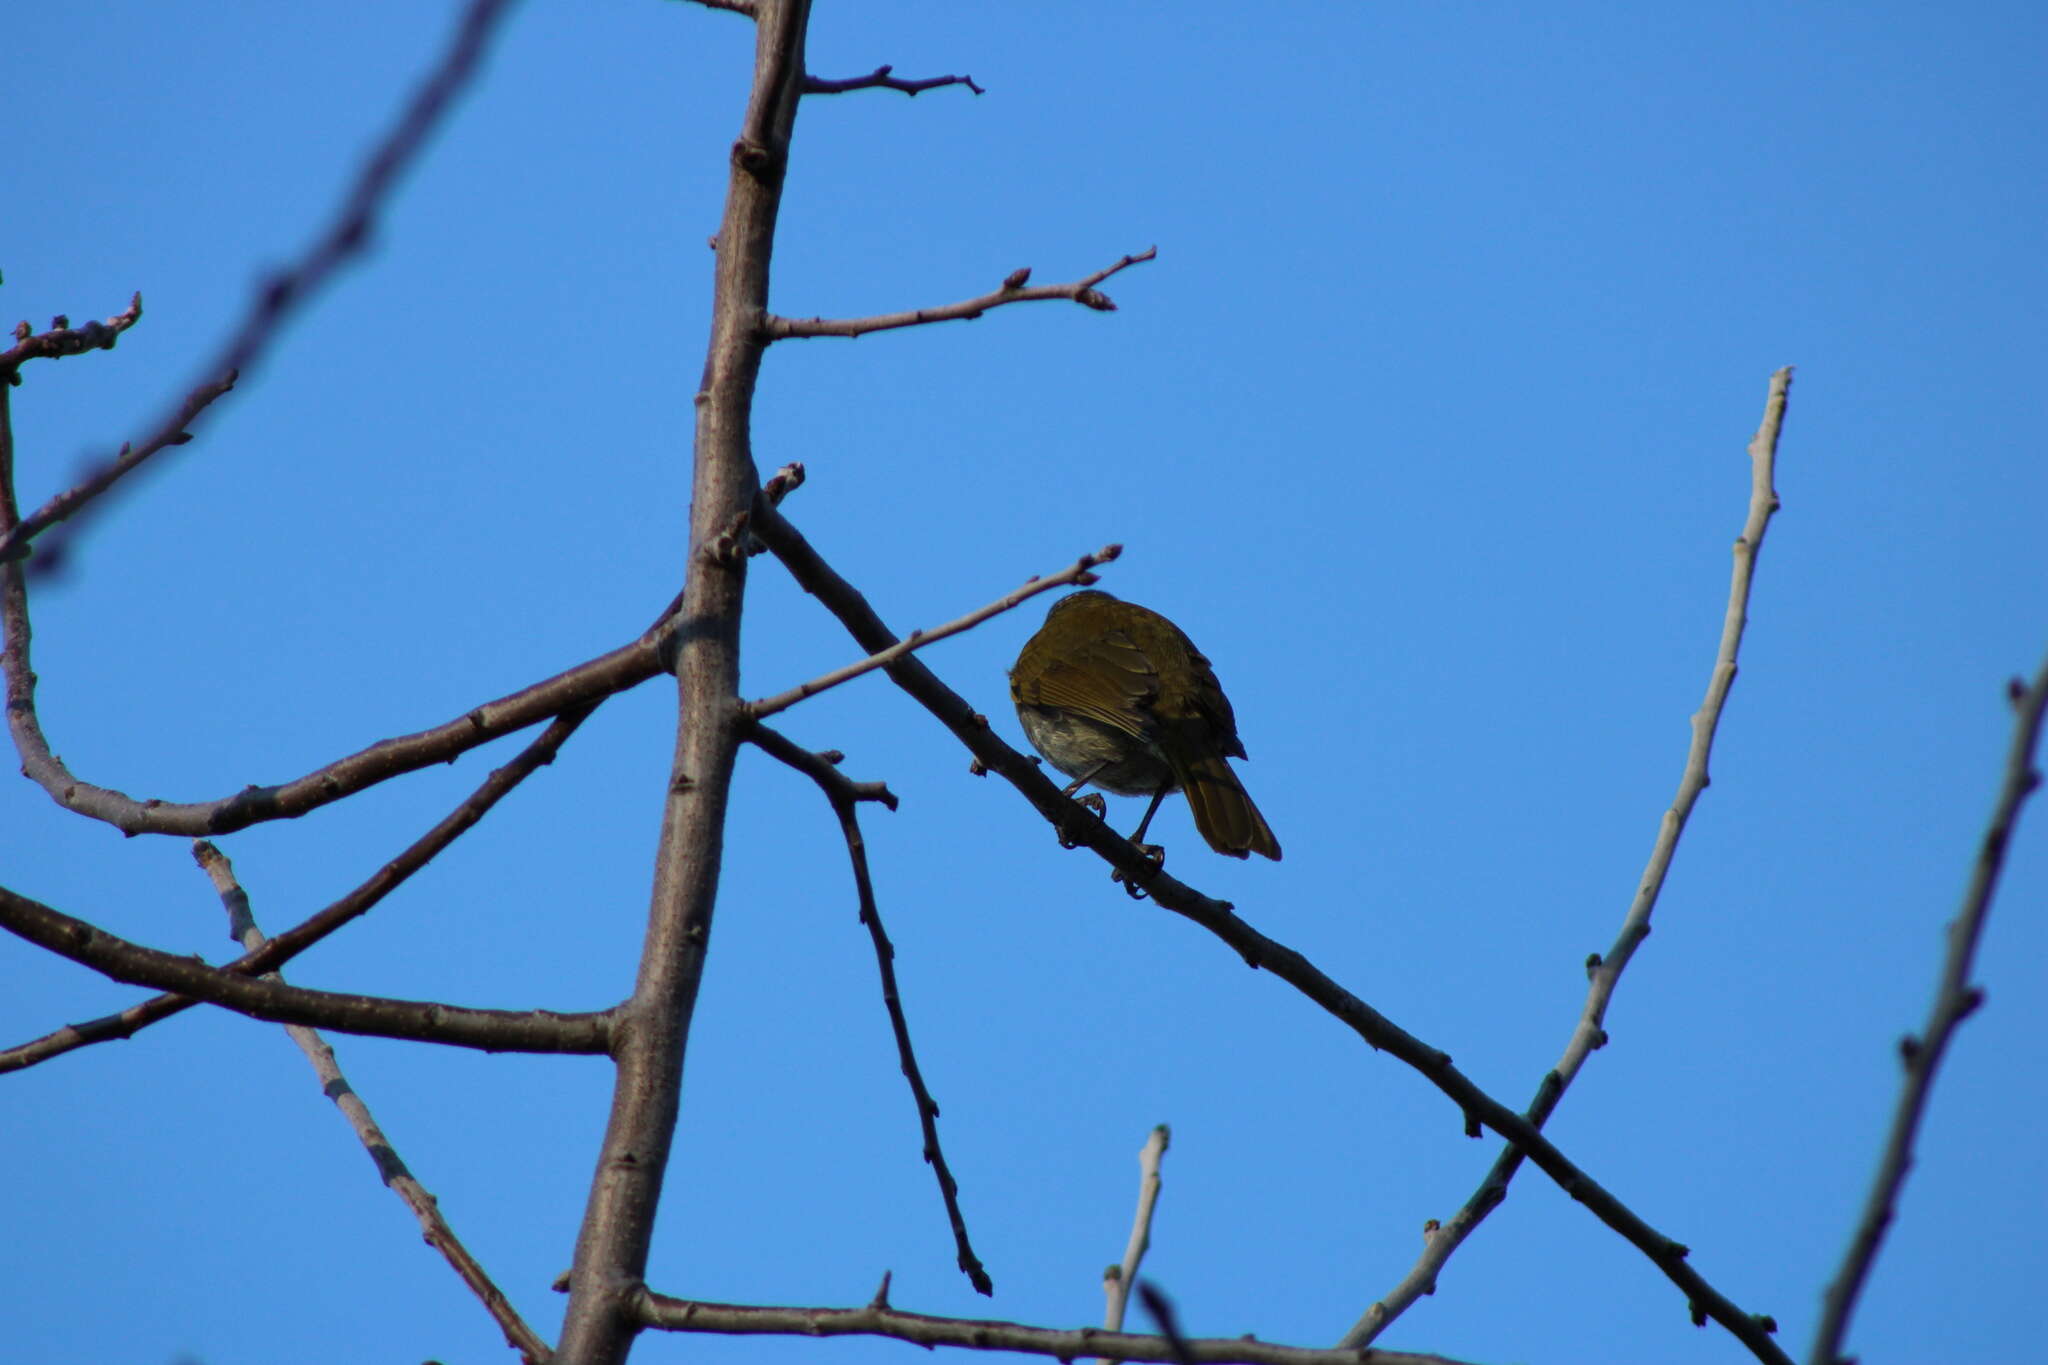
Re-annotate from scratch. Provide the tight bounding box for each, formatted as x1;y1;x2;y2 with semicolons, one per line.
0;884;611;1053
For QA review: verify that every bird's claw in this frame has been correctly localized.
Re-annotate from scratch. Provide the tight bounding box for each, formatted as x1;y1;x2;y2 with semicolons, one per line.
1111;842;1166;900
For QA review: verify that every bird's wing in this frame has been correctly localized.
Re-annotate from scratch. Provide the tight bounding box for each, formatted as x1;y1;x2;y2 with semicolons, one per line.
1019;627;1161;741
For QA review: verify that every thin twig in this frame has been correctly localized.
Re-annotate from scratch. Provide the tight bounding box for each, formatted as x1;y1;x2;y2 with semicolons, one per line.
1102;1125;1171;1345
803;64;984;96
750;499;1792;1365
1808;649;2048;1364
745;544;1119;719
0;706;596;1073
765;248;1156;341
0;369;237;572
1137;1283;1196;1365
191;842;554;1364
745;720;992;1295
0;883;610;1053
1342;366;1795;1348
1;0;516;576
635;1288;1481;1365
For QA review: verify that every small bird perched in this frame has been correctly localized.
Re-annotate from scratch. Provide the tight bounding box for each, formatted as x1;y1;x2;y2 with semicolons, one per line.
1009;589;1281;860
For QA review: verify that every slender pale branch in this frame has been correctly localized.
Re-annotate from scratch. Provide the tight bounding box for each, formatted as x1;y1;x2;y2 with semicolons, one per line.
745;544;1119;718
1102;1125;1171;1346
1343;366;1795;1348
636;1290;1480;1365
746;720;990;1294
0;884;611;1053
192;842;554;1364
1809;648;2048;1364
803;64;984;96
765;248;1156;341
0;0;517;576
0;706;596;1073
750;499;1791;1365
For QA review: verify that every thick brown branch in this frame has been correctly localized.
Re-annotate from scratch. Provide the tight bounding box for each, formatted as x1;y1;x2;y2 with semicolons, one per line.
556;2;811;1360
765;248;1156;340
0;707;596;1073
746;544;1118;718
4;0;515;576
1343;366;1796;1348
803;64;984;97
0;885;611;1053
751;500;1791;1365
192;843;554;1364
1809;647;2048;1364
746;720;989;1294
637;1291;1477;1365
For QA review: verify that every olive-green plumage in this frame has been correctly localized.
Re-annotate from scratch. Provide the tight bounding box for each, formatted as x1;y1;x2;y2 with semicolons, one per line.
1009;589;1280;861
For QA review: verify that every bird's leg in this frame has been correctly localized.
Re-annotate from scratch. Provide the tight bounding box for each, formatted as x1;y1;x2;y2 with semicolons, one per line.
1128;787;1168;846
1054;763;1111;848
1111;787;1170;899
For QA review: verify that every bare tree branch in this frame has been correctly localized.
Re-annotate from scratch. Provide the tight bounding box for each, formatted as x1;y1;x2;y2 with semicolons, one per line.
192;842;555;1364
1102;1125;1171;1347
0;0;517;576
0;884;611;1053
0;705;596;1073
750;498;1792;1365
765;248;1157;341
1809;648;2048;1364
637;1289;1481;1365
746;720;991;1294
1343;366;1795;1347
746;544;1119;719
803;64;984;97
0;577;673;835
0;365;237;573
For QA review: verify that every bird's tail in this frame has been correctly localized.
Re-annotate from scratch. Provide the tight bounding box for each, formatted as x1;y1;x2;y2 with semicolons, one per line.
1172;749;1282;861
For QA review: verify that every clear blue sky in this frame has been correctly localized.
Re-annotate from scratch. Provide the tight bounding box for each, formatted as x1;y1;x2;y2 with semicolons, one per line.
6;3;2045;1363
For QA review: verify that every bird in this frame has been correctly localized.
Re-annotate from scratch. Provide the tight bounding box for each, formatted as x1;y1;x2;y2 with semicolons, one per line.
1009;589;1280;860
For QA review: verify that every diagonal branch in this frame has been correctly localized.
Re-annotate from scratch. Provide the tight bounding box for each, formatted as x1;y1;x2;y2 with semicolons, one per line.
747;721;991;1294
0;884;611;1053
803;64;984;97
0;560;675;835
745;544;1119;719
0;0;518;576
765;248;1156;341
0;705;596;1074
192;842;554;1364
635;1290;1480;1365
749;498;1792;1365
1342;366;1795;1347
1808;647;2048;1364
